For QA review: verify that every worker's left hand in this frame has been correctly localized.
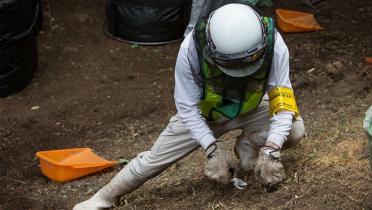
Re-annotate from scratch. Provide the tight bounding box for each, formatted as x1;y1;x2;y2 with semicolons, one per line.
254;145;286;192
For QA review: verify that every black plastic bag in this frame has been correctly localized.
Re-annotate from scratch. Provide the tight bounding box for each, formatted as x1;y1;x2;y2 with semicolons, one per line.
0;0;41;97
105;0;191;44
0;0;41;39
0;35;37;97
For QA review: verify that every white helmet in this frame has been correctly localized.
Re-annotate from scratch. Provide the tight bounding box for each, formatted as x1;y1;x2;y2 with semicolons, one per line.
206;3;267;77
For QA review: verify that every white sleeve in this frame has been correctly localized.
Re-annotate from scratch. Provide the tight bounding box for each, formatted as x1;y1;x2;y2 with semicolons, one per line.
266;32;295;148
174;34;216;150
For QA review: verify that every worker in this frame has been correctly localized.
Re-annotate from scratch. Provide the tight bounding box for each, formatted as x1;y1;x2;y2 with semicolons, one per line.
74;2;305;209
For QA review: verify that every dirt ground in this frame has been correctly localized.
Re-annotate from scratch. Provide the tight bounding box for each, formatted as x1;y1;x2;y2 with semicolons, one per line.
0;0;371;209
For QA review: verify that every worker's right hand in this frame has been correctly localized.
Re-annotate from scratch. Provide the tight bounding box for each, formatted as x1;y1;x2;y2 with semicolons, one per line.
204;141;238;185
254;146;286;192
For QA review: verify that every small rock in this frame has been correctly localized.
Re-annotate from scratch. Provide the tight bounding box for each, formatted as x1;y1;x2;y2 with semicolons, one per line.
325;61;346;75
325;61;346;82
31;106;40;110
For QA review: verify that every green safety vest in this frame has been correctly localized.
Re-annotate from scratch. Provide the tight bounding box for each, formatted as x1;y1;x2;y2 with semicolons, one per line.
194;6;275;121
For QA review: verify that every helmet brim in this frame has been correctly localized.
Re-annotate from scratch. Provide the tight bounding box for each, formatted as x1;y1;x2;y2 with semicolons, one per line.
216;55;265;77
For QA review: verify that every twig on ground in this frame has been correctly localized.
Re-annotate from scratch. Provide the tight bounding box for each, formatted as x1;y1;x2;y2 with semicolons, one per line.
323;194;328;204
1;176;26;184
340;192;368;203
362;67;371;79
229;191;240;201
282;184;289;191
286;190;310;205
192;187;196;196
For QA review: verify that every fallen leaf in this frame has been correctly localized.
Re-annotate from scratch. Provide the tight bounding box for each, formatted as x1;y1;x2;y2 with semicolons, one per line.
364;57;372;65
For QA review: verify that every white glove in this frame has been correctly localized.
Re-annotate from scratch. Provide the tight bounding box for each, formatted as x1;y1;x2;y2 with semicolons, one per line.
254;142;286;192
204;141;238;185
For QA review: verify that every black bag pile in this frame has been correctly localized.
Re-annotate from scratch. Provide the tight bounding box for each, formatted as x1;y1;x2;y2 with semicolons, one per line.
0;0;42;97
105;0;191;44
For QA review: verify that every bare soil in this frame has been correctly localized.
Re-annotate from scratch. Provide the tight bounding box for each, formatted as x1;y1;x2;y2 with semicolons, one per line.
0;0;371;209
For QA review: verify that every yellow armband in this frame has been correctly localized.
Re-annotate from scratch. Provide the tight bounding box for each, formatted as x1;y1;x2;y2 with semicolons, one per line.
268;87;300;117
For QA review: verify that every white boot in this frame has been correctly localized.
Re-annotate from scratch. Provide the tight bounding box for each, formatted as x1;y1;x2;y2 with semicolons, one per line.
73;190;117;210
73;164;138;210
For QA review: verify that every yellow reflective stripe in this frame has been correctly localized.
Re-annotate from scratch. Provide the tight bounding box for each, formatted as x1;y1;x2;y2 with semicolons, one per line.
268;87;300;116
